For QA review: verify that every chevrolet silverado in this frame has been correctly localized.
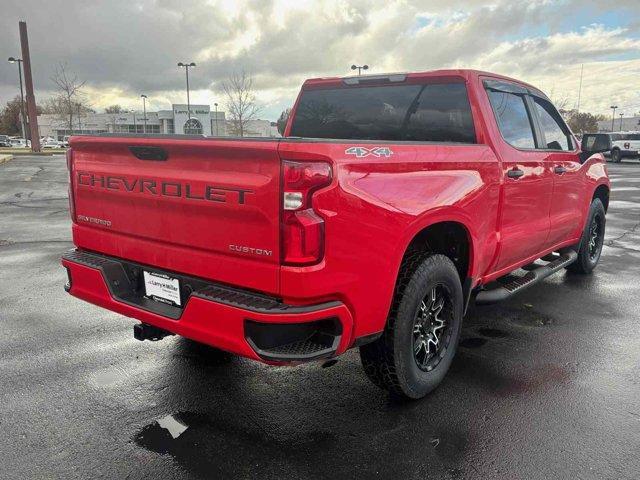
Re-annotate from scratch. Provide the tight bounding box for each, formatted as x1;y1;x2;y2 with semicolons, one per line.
62;70;611;399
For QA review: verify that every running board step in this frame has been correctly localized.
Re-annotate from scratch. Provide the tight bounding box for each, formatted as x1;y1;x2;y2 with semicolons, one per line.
475;250;577;305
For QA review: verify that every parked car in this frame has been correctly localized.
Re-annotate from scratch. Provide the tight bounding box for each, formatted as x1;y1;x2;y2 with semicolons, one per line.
61;136;70;148
42;139;62;149
62;69;611;399
0;135;12;147
9;138;30;148
608;132;640;162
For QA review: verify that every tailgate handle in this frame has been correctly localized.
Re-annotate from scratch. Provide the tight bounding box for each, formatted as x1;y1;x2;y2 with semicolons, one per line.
129;146;168;161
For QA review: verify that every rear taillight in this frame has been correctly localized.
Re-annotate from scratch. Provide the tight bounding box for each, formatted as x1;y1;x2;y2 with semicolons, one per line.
66;148;76;221
281;160;332;265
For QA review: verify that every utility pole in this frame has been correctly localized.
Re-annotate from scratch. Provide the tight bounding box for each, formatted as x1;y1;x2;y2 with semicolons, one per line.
610;105;618;132
576;63;583;113
77;103;81;132
351;64;369;76
19;21;40;152
214;102;219;136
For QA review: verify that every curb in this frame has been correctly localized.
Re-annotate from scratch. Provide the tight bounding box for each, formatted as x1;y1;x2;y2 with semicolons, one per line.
4;151;65;156
0;154;14;165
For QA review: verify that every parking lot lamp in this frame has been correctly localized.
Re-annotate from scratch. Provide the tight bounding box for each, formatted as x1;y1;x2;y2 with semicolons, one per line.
140;95;148;134
619;113;624;131
214;102;219;136
8;57;28;140
131;110;137;133
610;105;617;132
177;62;196;120
351;64;369;76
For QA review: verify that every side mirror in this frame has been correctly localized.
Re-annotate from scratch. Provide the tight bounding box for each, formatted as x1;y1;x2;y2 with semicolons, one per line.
580;133;612;162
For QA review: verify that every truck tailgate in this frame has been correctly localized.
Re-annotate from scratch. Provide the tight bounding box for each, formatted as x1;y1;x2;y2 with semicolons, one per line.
69;136;281;294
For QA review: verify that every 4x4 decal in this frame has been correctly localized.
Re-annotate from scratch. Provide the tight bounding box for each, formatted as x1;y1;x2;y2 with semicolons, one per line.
345;146;394;158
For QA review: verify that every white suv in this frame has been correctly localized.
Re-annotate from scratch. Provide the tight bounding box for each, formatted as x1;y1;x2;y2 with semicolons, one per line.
608;132;640;163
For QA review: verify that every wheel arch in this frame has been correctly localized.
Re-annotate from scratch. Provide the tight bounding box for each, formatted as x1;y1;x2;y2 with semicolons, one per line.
402;221;473;280
593;183;610;212
397;218;476;314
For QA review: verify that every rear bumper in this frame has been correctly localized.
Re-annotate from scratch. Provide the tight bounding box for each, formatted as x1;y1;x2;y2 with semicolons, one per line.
61;249;354;363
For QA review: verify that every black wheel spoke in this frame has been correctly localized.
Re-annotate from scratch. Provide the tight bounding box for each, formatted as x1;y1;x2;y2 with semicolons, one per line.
412;284;451;371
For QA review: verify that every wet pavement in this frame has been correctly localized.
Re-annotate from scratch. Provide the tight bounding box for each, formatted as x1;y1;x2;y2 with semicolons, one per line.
1;155;639;479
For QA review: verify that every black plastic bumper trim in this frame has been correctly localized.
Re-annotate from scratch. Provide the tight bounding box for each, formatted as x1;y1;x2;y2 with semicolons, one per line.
62;249;342;318
244;318;342;362
353;331;383;347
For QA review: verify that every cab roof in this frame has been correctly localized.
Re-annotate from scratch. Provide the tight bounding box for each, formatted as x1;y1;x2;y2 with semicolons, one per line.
302;69;542;94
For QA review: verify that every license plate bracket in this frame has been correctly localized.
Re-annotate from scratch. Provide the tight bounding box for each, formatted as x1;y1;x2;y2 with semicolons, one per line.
143;271;182;307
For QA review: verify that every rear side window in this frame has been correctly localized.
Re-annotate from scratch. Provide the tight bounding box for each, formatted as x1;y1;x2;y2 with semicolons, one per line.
486;90;536;149
289;83;476;143
621;134;640;141
533;97;573;150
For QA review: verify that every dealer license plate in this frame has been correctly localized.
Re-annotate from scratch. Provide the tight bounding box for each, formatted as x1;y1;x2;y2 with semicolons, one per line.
143;271;181;307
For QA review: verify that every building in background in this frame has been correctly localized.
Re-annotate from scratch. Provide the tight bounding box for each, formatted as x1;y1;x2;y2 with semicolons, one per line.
241;119;280;137
597;115;640;133
37;104;227;139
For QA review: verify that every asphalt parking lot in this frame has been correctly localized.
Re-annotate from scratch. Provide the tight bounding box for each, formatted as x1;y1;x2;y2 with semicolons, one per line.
1;155;639;479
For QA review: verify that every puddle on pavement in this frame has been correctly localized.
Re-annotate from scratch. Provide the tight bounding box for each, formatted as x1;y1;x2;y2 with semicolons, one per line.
135;412;200;454
459;337;487;349
157;414;189;439
477;327;509;338
476;306;555;328
508;310;554;327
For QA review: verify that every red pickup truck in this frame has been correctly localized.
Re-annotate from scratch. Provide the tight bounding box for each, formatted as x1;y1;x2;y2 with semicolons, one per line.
62;69;611;399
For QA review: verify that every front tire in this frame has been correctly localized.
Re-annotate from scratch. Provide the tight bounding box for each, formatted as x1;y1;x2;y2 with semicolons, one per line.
360;254;463;399
567;198;606;274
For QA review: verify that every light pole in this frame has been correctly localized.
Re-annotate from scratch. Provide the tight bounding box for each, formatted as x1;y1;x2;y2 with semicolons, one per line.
610;105;618;132
351;64;369;76
214;102;219;136
619;113;624;131
131;110;137;133
76;103;82;132
140;94;147;134
177;62;196;120
8;57;28;140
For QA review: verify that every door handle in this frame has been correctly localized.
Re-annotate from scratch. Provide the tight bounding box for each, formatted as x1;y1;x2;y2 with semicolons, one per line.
554;165;567;175
507;168;525;179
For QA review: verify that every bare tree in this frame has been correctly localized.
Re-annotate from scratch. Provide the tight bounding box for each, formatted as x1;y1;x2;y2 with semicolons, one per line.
223;71;261;137
276;108;291;136
105;105;125;114
51;63;86;131
547;87;569;111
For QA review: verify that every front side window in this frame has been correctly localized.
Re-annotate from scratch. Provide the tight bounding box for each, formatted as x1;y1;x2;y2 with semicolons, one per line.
533;98;573;150
621;134;640;141
289;82;476;143
487;90;536;149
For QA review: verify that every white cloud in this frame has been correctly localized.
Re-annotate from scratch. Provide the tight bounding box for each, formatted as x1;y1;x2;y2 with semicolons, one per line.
0;0;638;120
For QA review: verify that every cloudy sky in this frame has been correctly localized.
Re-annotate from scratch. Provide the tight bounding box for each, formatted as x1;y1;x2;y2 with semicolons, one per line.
1;0;639;121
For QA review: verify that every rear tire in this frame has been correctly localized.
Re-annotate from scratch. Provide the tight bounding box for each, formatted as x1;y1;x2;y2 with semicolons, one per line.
359;254;463;399
567;198;606;274
611;148;621;163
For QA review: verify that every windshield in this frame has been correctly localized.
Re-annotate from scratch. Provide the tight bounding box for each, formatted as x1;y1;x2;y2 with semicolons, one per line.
289;82;476;143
